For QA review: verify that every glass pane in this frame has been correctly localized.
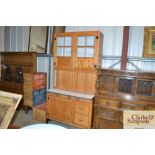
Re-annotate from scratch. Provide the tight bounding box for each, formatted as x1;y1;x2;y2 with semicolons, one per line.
87;36;95;46
57;37;64;46
77;36;85;46
64;47;71;56
57;47;63;56
86;48;94;57
77;48;85;57
65;37;72;46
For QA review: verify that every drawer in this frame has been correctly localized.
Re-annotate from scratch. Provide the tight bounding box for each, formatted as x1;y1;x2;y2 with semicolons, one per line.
122;103;145;110
147;105;155;110
96;98;121;108
74;114;89;128
75;101;90;115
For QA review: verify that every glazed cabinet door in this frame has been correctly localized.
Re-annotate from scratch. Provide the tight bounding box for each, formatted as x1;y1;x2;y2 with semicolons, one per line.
53;34;73;69
75;32;103;70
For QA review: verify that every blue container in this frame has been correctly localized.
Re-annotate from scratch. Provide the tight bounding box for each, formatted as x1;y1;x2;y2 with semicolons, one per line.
33;88;46;106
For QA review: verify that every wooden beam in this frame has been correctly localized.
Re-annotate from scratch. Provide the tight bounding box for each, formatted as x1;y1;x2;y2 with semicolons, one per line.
121;26;129;70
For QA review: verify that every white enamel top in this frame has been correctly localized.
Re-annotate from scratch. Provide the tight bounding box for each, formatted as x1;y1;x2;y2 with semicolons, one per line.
47;88;94;100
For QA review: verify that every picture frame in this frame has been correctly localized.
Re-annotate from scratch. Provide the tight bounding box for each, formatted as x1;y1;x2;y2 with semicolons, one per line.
143;26;155;58
28;26;48;54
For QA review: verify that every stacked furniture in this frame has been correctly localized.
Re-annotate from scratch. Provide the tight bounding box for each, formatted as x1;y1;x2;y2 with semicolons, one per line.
47;31;103;128
0;52;36;107
23;73;47;113
93;68;155;129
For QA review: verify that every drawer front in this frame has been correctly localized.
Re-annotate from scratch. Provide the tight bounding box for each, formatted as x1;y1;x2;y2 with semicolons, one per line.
122;103;145;110
75;101;90;115
148;105;155;110
74;114;89;128
96;98;120;108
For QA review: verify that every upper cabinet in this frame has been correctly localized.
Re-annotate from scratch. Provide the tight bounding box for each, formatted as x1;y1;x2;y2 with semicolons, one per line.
53;31;103;94
53;31;103;70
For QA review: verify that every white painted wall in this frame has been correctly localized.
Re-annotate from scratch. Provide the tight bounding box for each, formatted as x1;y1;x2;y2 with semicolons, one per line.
0;26;5;51
5;26;30;51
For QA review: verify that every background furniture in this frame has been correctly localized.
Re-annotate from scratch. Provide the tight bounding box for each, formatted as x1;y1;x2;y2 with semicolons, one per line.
93;69;155;129
0;52;36;107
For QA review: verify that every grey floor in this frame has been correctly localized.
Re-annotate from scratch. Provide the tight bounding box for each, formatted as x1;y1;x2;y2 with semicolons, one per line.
12;109;78;129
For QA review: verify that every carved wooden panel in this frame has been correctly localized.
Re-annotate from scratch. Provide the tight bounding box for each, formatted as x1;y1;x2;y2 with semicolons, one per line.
97;75;114;95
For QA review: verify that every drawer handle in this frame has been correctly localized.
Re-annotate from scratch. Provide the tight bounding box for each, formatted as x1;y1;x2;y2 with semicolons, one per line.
79;119;83;122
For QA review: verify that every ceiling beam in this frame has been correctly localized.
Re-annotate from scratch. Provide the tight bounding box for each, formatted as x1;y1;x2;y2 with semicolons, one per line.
121;26;129;70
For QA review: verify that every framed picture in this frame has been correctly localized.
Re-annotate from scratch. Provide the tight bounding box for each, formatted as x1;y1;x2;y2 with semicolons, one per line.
143;26;155;58
28;26;48;53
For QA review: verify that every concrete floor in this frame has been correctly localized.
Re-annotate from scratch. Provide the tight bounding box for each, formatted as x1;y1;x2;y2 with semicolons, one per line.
12;109;77;129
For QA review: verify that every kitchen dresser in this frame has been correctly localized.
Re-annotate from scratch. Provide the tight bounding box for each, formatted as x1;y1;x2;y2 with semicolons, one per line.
47;31;103;128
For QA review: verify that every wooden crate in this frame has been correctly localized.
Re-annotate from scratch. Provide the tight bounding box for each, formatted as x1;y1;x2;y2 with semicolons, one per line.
23;73;47;107
24;88;46;107
24;73;46;90
33;103;47;123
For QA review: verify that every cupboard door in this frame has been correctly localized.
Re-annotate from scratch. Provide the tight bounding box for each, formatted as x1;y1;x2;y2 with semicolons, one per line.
75;32;102;70
47;93;74;123
54;35;73;69
47;94;64;121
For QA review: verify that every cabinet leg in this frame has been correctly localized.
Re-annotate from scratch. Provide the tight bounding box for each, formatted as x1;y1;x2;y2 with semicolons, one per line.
24;106;28;114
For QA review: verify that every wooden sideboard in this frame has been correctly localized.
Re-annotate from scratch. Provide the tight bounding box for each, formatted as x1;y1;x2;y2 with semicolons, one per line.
47;89;94;128
93;69;155;129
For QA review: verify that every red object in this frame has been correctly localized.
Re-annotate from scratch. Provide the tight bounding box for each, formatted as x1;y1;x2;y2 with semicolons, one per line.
33;73;46;90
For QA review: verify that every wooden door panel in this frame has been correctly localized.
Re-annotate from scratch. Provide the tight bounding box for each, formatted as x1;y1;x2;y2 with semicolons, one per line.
55;70;77;91
77;71;97;94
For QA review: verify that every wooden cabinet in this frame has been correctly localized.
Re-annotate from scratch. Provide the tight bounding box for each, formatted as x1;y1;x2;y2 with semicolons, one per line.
47;90;94;128
93;69;155;129
53;31;103;94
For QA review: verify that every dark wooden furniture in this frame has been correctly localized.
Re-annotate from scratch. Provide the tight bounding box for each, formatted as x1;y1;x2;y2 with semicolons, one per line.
93;69;155;129
0;52;36;107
